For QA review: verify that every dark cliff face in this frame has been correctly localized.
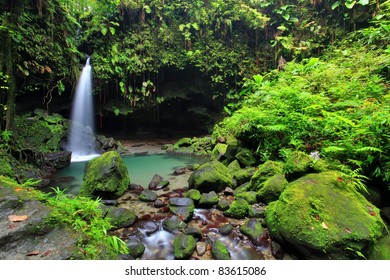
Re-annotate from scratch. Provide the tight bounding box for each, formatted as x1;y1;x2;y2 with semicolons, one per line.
16;67;222;139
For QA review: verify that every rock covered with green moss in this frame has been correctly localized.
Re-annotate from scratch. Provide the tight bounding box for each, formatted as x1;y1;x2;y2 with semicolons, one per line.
265;171;386;259
250;161;284;191
81;151;130;199
240;218;266;246
256;174;288;203
283;151;313;180
188;160;233;193
211;240;231;260
224;197;250;219
173;234;197;259
14;110;69;153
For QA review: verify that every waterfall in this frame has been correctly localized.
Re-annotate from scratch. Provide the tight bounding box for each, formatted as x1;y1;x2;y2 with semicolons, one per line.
67;57;100;162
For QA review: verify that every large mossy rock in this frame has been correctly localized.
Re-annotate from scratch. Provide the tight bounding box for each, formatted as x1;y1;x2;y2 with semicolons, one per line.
173;234;197;259
224;197;250;219
188;160;233;193
265;171;386;259
169;198;195;222
250;160;284;191
236;147;257;167
211;240;231;260
283;151;313;180
81;151;130;199
240;218;266;246
256;174;288;203
14;111;69;153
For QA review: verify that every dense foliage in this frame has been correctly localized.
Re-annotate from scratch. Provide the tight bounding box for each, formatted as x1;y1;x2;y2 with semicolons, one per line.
213;13;390;188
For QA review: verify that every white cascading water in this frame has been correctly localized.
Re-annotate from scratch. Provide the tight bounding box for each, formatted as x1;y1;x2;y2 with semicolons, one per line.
67;57;100;162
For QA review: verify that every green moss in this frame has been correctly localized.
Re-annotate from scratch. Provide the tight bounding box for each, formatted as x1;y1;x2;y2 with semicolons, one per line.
188;160;233;193
228;160;241;173
184;189;201;202
173;234;197;259
234;167;256;186
210;143;228;161
369;234;390;260
81;151;130;199
256;174;288;203
283;151;313;180
265;171;386;259
250;160;284;191
236;191;258;204
0;153;14;177
236;147;256;167
211;240;231;260
240;218;265;245
224;197;250;218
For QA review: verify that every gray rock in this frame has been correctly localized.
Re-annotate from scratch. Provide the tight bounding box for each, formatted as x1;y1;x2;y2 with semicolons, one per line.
139;190;158;202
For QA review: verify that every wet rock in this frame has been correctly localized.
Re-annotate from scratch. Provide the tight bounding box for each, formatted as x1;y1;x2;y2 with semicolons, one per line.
239;218;265;246
127;236;145;258
81;151;130;199
148;174;169;190
271;241;284;259
0;186;80;260
142;221;160;235
217;199;231;211
101;206;137;229
42;151;71;170
129;184;143;191
227;160;241;173
211;240;231;260
188;161;234;193
173;167;189;175
236;191;258;205
169;198;195;222
101;199;118;206
256;174;288;203
196;242;207;256
224;198;250;219
184;189;201;203
154;199;165;208
219;224;234;235
139;190;158;202
173;234;197;259
183;227;203;240
198;191;219;208
162;216;187;233
266;171;386;259
248;205;265;218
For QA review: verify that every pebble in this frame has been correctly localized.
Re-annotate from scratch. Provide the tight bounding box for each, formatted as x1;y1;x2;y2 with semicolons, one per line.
196;242;207;256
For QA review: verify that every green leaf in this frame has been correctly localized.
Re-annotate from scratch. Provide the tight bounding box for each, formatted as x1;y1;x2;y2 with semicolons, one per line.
109;27;116;35
331;1;341;10
345;0;357;9
358;0;369;5
101;26;108;36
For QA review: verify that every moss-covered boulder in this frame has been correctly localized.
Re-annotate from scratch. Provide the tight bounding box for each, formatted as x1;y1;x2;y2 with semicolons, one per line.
127;236;145;258
265;171;386;259
234;167;256;186
184;189;201;203
173;234;197;259
236;147;257;167
80;151;130;199
198;191;219;208
101;206;137;229
169;198;195;222
369;234;390;260
14;112;68;153
240;218;266;246
211;240;231;260
236;191;258;205
256;174;288;203
228;160;241;173
224;198;250;219
250;161;284;191
139;190;158;202
283;151;313;180
188;160;233;193
210;143;228;161
162;215;187;233
224;136;239;162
